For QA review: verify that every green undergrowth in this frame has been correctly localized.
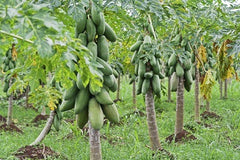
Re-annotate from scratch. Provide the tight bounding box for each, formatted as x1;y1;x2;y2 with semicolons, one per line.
0;77;240;159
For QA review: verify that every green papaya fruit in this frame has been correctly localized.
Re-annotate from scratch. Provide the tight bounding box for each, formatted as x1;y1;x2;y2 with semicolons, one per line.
144;71;153;79
152;75;161;97
74;88;90;114
63;82;79;100
104;23;117;42
75;10;87;37
130;41;143;52
138;60;146;78
60;98;75;112
137;76;144;95
87;41;97;57
176;62;184;77
102;104;119;123
96;13;105;35
171;72;178;92
97;35;109;61
141;78;150;95
95;88;113;105
168;54;177;67
78;32;88;46
86;17;96;42
88;98;104;130
76;108;88;129
96;57;113;75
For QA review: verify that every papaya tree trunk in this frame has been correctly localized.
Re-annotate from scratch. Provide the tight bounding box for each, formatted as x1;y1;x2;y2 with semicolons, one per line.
116;73;121;101
175;76;184;135
89;123;102;160
224;79;228;99
132;80;137;110
194;67;200;122
220;80;223;99
30;110;55;146
25;85;29;108
145;85;161;150
206;100;210;112
168;76;172;102
7;78;13;126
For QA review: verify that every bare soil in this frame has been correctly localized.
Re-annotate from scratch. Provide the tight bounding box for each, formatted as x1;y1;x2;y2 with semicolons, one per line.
165;130;197;143
0;123;23;133
0;115;6;123
14;144;59;160
32;114;49;123
201;111;221;120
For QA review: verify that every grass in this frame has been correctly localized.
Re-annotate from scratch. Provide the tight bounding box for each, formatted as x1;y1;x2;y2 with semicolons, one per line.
0;77;240;159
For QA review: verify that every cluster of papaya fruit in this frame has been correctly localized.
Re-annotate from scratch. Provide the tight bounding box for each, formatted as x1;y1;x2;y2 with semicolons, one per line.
130;22;164;97
2;48;16;93
60;3;119;130
165;31;194;92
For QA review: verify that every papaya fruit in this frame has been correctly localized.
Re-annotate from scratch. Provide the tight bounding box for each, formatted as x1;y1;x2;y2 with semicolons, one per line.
159;72;165;79
7;49;12;59
75;10;87;37
184;70;193;85
136;76;144;95
144;71;153;79
191;66;196;80
88;98;104;130
102;104;119;123
96;13;105;35
113;69;119;78
149;54;156;67
78;32;88;46
153;60;160;74
97;35;109;61
74;88;90;114
55;106;63;120
152;75;161;97
138;60;146;78
63;82;79;100
183;59;191;71
60;98;75;112
87;41;97;57
168;54;177;67
130;41;143;52
53;116;60;131
76;108;88;129
134;63;138;75
176;62;184;77
95;87;113;105
104;23;117;42
171;72;178;92
96;57;113;75
169;66;175;76
76;73;84;90
109;78;117;92
191;53;195;63
91;4;101;25
141;78;150;95
131;51;138;64
184;79;192;92
3;82;9;93
86;17;96;42
103;74;115;88
89;79;102;95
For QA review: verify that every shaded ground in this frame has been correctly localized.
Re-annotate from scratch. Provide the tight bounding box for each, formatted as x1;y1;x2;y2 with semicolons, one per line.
0;123;23;133
14;144;59;160
184;122;212;133
201;111;221;120
165;130;197;143
0;115;6;123
32;114;49;123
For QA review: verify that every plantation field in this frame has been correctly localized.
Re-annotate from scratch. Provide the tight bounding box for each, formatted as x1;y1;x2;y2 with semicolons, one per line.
0;78;240;160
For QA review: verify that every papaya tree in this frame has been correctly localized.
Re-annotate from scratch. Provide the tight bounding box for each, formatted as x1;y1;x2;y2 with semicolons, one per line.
59;1;120;159
130;15;164;150
2;44;17;126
